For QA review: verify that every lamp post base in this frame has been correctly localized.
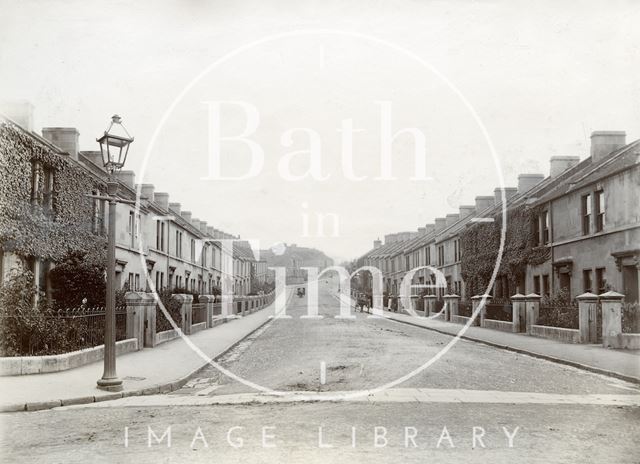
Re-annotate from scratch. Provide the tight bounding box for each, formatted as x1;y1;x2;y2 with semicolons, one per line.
97;377;123;392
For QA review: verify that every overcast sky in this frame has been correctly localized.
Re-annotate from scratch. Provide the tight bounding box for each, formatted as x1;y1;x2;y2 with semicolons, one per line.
1;0;638;263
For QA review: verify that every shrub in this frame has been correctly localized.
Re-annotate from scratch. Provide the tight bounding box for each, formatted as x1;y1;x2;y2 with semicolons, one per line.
622;302;640;333
49;250;106;308
155;290;183;333
0;271;71;356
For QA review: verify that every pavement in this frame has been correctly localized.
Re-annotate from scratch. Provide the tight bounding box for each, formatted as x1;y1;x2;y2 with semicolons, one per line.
381;308;640;384
0;288;293;412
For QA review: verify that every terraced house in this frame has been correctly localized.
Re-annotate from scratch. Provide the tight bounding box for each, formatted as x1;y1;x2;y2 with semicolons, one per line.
357;130;640;307
0;102;262;300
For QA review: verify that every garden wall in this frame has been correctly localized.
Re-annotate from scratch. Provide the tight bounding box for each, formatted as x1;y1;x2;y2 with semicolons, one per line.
482;319;514;332
155;329;180;345
450;315;475;325
0;338;138;376
191;322;207;334
605;333;640;350
530;324;581;344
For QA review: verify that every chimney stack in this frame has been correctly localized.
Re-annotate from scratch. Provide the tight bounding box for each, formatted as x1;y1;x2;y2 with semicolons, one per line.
445;213;460;227
181;210;192;223
591;131;626;162
418;227;426;235
42;127;80;160
373;238;382;249
199;220;208;234
154;192;169;211
494;187;518;204
206;226;215;237
475;196;494;212
424;224;435;235
517;173;545;194
0;100;34;131
169;202;181;215
192;218;201;231
459;205;475;219
434;217;447;232
140;184;155;201
116;170;135;189
549;155;580;178
80;151;104;169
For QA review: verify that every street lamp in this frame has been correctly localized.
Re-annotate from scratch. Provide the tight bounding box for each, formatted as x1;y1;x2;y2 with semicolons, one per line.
95;115;134;391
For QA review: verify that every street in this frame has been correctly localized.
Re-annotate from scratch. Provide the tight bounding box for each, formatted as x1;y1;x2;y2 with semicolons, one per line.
2;279;639;463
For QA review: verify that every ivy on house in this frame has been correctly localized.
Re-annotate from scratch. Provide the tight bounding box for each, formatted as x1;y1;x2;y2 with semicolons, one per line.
460;204;550;297
0;121;107;266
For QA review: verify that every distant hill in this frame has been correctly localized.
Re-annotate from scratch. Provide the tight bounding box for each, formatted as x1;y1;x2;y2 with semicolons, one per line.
260;244;333;283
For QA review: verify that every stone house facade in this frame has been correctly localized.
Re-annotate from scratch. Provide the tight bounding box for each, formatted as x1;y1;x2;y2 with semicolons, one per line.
0;103;259;300
357;130;639;304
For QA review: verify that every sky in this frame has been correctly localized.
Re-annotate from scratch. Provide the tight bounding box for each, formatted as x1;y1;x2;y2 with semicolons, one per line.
1;0;639;263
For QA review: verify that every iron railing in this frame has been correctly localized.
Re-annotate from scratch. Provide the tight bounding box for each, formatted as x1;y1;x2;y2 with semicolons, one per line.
538;300;579;329
485;299;513;322
54;305;127;349
459;300;472;317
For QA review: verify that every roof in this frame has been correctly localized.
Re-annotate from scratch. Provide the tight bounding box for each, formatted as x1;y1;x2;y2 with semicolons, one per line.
233;240;257;261
356;138;639;263
531;140;640;206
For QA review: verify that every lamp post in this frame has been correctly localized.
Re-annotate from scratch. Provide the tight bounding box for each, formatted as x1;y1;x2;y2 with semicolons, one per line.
95;115;134;392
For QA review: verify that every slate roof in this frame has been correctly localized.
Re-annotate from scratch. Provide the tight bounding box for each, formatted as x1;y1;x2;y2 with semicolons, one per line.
233;241;256;261
356;137;639;264
531;140;640;207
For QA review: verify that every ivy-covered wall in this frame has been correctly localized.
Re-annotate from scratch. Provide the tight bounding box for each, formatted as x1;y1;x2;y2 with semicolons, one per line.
0;121;106;266
460;204;550;297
